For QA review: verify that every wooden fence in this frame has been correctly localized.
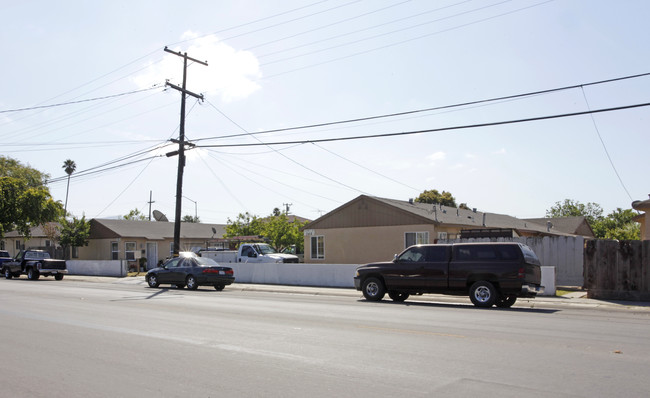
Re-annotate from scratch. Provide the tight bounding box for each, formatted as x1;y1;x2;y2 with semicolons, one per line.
584;240;650;301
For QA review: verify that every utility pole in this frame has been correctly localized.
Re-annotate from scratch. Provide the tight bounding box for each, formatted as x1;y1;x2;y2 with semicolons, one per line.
163;46;208;256
283;203;292;214
148;191;155;221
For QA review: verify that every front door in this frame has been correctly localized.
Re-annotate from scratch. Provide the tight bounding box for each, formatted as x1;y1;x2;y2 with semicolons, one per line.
146;242;158;270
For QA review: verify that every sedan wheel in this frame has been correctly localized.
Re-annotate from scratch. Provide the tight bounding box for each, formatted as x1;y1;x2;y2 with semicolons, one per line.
186;275;198;290
147;274;159;288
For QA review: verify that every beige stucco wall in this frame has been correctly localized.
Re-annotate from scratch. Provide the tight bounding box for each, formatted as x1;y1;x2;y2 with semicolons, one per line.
304;224;460;264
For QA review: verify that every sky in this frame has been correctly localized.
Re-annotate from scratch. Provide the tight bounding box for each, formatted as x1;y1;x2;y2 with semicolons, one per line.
1;0;649;225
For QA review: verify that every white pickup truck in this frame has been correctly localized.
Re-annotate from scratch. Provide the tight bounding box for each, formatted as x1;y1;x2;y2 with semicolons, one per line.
200;243;299;264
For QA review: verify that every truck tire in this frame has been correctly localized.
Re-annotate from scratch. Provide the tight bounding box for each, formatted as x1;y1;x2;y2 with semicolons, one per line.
469;281;497;308
4;268;12;279
27;267;40;280
186;275;199;290
496;295;517;308
55;274;64;281
388;291;409;302
362;277;386;301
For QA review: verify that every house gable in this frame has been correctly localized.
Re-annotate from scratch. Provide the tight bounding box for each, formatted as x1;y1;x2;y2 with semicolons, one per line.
305;195;435;229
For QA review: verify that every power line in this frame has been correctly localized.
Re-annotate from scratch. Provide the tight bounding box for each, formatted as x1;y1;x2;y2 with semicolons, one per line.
197;101;650;148
195;71;650;142
0;85;162;114
580;87;634;202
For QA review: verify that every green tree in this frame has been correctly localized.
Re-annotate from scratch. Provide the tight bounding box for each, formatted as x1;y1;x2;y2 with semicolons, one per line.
182;214;200;223
123;208;147;221
546;199;603;226
225;212;264;237
59;216;91;258
593;208;640;240
262;213;307;252
0;156;49;187
1;157;64;238
415;189;464;208
546;199;640;240
62;159;76;216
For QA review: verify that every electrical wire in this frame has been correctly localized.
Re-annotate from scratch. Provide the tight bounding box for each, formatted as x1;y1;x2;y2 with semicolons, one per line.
194;71;650;143
0;86;162;114
580;87;634;202
197;101;650;148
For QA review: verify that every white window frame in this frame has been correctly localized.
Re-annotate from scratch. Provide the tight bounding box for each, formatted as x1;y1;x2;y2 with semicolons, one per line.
111;242;119;260
405;232;429;248
310;236;324;260
125;242;136;260
437;232;448;240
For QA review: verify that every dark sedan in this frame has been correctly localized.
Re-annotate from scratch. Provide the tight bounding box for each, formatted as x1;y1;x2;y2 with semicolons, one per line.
146;253;235;291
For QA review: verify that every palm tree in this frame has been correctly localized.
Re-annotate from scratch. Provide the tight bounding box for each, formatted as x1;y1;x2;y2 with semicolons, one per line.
62;159;76;216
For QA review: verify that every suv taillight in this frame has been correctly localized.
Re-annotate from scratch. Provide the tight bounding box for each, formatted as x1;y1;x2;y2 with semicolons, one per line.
518;267;525;279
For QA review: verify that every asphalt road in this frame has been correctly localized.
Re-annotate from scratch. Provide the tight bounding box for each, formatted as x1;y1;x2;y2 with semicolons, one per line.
1;277;649;397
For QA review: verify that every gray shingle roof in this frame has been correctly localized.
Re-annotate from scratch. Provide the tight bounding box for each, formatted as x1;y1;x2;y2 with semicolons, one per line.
370;196;574;236
91;219;226;240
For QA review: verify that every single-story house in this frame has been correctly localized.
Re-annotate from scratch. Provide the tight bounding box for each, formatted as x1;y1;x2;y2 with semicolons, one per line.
632;195;650;240
81;219;227;269
1;219;227;270
1;222;61;257
302;195;585;264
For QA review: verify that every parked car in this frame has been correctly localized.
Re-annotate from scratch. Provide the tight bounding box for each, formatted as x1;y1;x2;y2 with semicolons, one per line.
354;242;543;308
0;250;12;265
146;252;235;291
200;243;299;263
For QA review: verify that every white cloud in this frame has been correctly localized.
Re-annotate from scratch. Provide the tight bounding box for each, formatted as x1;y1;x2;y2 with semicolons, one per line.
492;148;507;155
427;151;446;163
133;32;262;103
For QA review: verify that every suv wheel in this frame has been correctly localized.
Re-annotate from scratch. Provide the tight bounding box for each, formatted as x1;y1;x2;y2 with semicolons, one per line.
362;277;386;301
388;291;409;302
496;295;517;308
469;281;497;308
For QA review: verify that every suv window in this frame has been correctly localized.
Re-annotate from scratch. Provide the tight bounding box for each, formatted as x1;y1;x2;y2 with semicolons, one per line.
455;245;498;261
496;245;519;260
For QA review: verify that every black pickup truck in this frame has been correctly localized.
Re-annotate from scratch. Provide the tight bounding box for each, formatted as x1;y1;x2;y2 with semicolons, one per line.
354;242;544;308
2;250;67;280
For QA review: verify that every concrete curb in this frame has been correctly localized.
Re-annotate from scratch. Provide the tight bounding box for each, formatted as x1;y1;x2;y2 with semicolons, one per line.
64;275;650;312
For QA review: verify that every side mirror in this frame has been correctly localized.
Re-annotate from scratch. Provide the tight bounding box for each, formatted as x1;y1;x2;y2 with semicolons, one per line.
249;252;257;258
393;254;398;262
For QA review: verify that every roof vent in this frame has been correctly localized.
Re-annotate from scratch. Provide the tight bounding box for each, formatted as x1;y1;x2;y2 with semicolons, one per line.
408;198;414;204
472;208;477;213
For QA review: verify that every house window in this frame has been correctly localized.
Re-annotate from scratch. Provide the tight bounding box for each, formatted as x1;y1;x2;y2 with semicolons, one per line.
310;236;324;260
72;247;79;258
0;241;5;250
45;240;51;247
16;240;21;250
125;242;136;260
111;242;119;260
405;232;429;248
437;232;448;240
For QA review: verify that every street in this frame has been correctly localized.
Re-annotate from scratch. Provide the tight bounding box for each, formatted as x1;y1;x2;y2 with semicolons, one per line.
1;278;649;397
